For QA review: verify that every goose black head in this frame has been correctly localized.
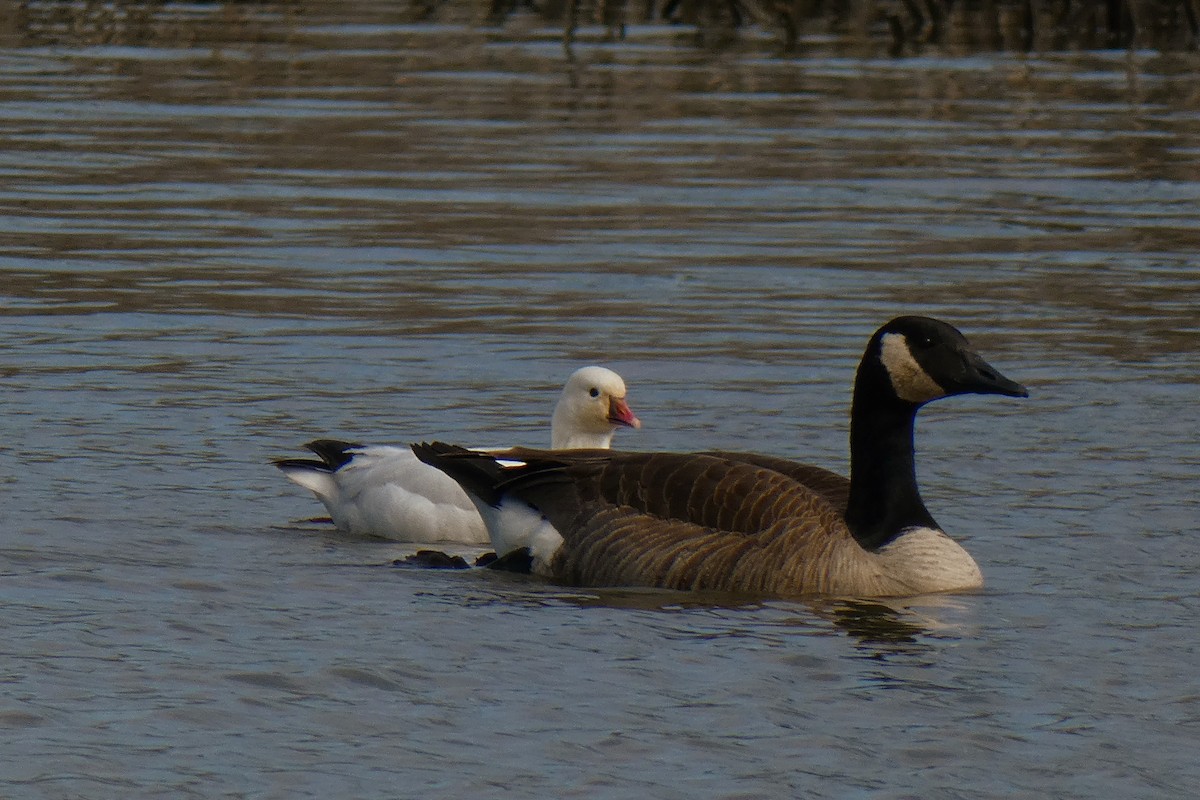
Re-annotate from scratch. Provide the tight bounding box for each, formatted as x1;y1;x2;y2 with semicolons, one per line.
867;316;1028;406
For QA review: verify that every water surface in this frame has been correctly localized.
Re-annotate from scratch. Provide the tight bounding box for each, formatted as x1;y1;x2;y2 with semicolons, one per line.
2;4;1199;798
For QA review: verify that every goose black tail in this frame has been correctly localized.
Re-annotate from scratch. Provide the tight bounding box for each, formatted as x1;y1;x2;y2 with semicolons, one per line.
273;457;332;474
303;439;363;470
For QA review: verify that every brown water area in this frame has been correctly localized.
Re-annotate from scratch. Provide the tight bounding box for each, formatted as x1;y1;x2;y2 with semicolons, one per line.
4;0;1198;53
1;2;1199;798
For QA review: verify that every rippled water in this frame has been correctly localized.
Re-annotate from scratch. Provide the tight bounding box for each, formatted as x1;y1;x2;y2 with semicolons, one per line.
2;3;1199;797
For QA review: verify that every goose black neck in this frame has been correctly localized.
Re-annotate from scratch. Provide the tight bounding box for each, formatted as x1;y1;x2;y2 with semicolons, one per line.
844;361;938;551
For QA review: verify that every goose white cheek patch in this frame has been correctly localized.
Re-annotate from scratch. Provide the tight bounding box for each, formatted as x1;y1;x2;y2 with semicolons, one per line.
880;333;945;403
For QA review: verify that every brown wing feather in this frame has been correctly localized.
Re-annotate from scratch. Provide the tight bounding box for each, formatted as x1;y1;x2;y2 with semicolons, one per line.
568;452;812;534
496;449;875;596
701;451;850;514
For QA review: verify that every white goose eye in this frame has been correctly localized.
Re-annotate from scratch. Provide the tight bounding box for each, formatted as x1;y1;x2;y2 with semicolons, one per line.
589;387;600;398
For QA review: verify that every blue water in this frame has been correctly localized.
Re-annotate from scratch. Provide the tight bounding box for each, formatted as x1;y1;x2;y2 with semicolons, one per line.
2;4;1199;798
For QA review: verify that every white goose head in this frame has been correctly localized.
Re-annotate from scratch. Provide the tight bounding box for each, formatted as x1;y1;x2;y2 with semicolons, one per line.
550;366;641;450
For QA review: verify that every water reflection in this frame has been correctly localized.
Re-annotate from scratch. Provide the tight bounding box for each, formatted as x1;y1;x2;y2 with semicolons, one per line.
5;0;1195;55
820;599;930;647
516;580;970;651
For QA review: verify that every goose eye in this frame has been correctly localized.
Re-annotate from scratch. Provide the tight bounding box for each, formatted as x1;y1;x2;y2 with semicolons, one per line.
589;387;600;398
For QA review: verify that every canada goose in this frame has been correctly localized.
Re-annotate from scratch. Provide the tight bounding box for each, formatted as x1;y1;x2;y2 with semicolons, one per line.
412;317;1027;596
273;366;641;543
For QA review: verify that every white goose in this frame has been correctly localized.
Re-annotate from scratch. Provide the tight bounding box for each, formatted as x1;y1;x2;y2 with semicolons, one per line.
274;366;640;543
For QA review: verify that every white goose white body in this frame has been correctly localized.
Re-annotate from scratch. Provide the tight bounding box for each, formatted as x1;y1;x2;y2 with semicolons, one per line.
280;444;487;543
276;366;640;544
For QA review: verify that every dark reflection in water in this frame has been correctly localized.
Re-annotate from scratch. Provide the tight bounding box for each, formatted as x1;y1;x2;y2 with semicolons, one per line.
405;568;939;650
822;599;929;647
589;591;943;653
5;0;1197;55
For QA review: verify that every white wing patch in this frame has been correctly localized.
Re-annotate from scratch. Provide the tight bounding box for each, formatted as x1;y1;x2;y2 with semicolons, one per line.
495;459;527;469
